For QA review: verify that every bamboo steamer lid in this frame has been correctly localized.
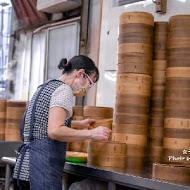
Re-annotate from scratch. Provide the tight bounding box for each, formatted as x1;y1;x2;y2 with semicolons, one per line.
119;33;152;44
163;137;190;150
5;101;26;141
164;118;190;129
115;104;149;115
169;15;190;28
73;106;83;116
162;148;190;165
166;78;190;89
168;37;190;49
112;132;147;146
118;43;152;54
88;141;127;168
166;67;190;78
114;113;148;125
119;12;154;26
0;99;7;140
153;60;167;71
165;98;190;109
119;23;153;35
118;52;152;65
117;63;152;75
112;123;147;135
115;94;150;106
164;108;190;119
153;163;190;184
83;106;113;119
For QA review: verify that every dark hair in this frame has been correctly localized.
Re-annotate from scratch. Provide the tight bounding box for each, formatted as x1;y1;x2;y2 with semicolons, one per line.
58;55;99;82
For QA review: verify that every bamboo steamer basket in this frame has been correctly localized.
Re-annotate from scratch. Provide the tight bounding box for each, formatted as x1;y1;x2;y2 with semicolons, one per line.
88;141;127;168
149;138;163;146
168;37;190;49
153;163;190;184
92;118;113;130
164;108;190;119
115;104;149;115
153;51;167;60
165;88;190;99
5;101;26;141
115;94;150;106
154;22;168;33
169;15;190;28
72;116;84;120
112;123;147;134
168;27;190;38
164;118;190;129
118;52;152;65
168;48;190;55
114;113;148;125
167;56;190;67
73;106;83;116
166;67;190;78
165;98;190;109
149;146;163;163
153;60;167;71
118;43;152;54
153;42;167;51
83;106;113;119
152;70;166;85
119;33;152;44
117;63;152;75
149;127;163;138
112;132;147;146
68;141;83;152
119;12;154;26
119;23;153;35
151;98;165;109
162;148;189;165
150;109;164;119
0;100;7;140
149;118;164;128
151;86;165;99
166;78;190;89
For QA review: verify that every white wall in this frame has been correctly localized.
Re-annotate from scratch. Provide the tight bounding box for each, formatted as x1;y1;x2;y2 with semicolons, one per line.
96;0;190;107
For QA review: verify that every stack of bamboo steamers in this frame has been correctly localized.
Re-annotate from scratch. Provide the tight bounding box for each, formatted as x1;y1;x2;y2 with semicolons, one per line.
149;22;168;164
111;12;154;173
153;15;190;184
0;99;26;141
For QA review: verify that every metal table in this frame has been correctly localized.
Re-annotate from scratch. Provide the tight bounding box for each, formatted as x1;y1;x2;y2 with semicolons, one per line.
1;157;190;190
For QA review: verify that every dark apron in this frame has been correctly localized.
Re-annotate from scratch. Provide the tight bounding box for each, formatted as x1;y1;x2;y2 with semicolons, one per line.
18;80;68;190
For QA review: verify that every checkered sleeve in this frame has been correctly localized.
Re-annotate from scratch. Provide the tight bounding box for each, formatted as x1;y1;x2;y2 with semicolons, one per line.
50;84;73;119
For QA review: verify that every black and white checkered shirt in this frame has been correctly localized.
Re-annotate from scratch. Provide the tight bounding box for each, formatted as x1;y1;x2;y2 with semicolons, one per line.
13;80;73;181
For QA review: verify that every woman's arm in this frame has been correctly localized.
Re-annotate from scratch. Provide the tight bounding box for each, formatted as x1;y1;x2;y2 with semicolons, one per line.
48;107;111;142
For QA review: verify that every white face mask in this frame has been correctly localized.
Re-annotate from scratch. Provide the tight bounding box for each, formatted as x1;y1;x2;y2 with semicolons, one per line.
73;77;89;97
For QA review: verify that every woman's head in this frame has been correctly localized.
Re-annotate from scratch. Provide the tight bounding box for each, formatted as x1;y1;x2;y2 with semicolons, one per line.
58;55;99;97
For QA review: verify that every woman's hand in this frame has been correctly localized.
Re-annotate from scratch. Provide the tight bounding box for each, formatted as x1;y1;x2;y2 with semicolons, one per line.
90;126;111;141
79;118;96;129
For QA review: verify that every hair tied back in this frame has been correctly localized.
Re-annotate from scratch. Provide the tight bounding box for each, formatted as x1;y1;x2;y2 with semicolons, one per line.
58;58;67;70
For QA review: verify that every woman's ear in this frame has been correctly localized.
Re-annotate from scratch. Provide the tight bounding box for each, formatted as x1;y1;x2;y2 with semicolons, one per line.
76;69;85;78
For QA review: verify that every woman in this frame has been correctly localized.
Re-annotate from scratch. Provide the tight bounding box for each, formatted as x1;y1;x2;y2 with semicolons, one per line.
13;55;111;189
